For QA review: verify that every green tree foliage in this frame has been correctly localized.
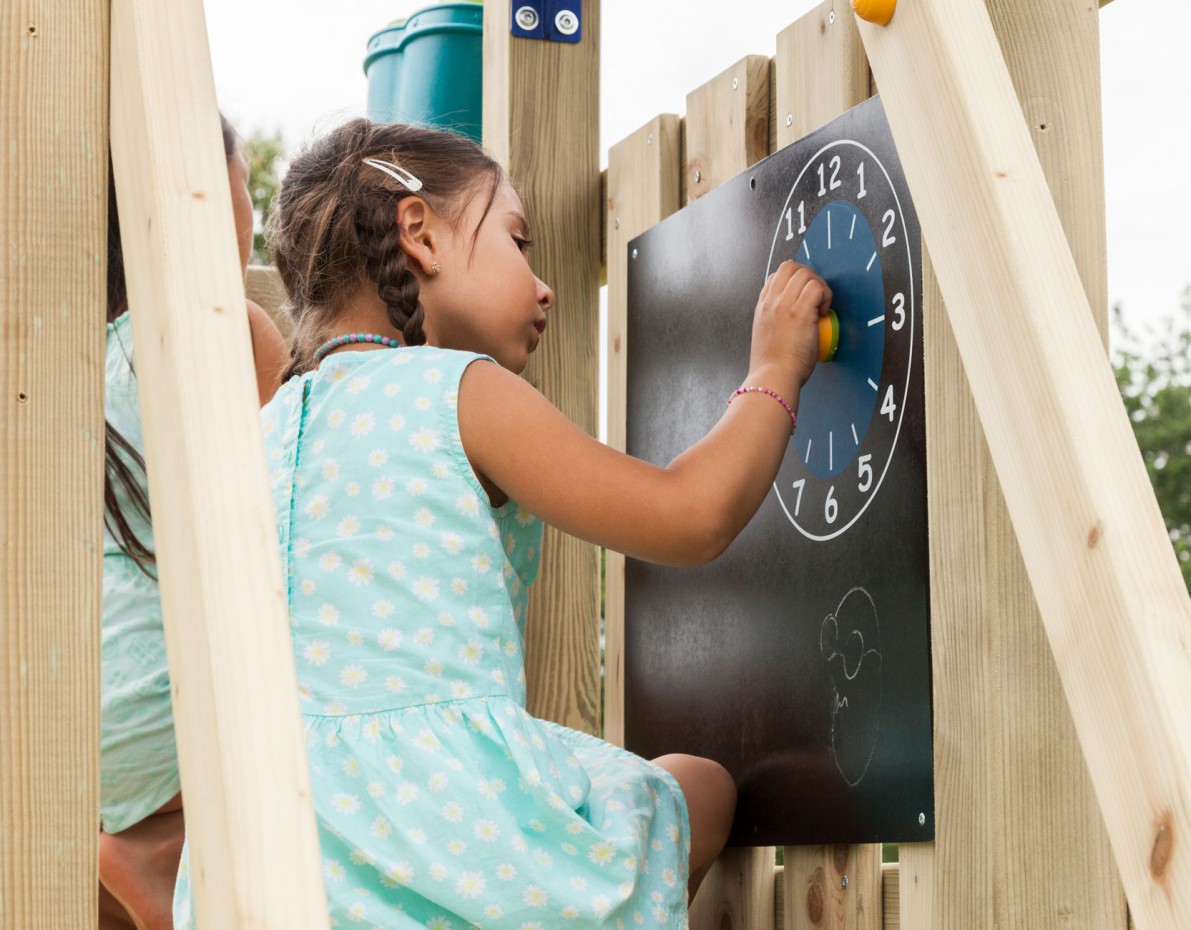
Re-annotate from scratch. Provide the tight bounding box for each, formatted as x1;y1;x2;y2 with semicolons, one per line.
1113;290;1191;592
244;130;285;264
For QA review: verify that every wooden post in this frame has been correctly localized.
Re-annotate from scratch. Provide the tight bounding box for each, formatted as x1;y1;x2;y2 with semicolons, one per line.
902;3;1125;926
772;8;883;928
604;115;683;747
482;0;602;732
856;1;1191;928
1;2;106;926
109;1;328;927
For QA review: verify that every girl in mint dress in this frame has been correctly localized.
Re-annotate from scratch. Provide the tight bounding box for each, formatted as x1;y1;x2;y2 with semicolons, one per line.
175;120;831;929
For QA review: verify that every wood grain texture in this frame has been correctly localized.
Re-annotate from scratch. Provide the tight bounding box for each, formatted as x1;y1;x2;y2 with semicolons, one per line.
775;9;883;920
783;845;882;930
897;844;932;930
0;2;106;926
603;115;682;747
482;0;602;733
774;2;870;151
881;863;899;930
684;57;771;204
692;847;777;930
109;2;328;927
857;1;1189;928
896;0;1124;927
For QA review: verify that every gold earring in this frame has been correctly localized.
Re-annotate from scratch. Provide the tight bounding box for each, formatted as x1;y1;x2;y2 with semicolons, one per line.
430;261;442;275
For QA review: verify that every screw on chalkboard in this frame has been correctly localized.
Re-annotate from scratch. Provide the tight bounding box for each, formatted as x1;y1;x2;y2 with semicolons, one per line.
918;812;926;826
631;249;638;261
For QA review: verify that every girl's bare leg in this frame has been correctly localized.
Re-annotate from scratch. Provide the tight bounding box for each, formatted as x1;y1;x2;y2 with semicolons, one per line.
98;880;137;930
651;754;737;902
98;793;184;930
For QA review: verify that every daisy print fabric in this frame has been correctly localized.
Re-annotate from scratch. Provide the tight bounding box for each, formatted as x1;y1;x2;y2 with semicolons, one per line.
174;348;691;930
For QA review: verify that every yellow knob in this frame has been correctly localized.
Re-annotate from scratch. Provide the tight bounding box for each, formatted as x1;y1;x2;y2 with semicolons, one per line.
852;0;896;25
818;310;840;363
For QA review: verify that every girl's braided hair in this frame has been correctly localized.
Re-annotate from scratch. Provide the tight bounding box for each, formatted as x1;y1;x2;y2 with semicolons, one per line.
271;120;504;381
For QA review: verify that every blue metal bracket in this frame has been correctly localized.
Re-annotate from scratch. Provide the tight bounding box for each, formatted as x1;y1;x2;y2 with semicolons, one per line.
510;1;581;43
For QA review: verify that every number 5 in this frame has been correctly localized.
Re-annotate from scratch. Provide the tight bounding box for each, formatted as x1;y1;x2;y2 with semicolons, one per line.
858;454;873;492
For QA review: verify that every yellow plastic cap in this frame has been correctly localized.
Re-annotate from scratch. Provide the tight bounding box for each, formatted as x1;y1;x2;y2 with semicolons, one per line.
852;0;896;25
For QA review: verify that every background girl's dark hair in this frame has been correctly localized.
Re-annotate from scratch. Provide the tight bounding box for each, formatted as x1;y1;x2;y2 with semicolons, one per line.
270;119;504;381
104;113;240;574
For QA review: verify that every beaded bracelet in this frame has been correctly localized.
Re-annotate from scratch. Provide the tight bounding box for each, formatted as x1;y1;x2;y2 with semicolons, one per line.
727;386;797;431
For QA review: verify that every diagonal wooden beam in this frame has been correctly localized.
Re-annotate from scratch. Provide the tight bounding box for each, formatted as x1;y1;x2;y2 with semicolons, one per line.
855;1;1191;927
109;1;327;926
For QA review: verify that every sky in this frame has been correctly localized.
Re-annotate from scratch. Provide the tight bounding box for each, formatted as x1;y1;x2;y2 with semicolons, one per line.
204;0;1191;343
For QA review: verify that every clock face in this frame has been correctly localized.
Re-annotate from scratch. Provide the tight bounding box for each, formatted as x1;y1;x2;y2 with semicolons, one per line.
766;140;917;541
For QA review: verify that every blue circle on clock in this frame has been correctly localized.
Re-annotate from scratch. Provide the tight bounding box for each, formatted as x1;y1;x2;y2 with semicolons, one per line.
793;201;885;480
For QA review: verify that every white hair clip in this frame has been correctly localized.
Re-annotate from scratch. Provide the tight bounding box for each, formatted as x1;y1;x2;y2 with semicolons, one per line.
362;157;423;192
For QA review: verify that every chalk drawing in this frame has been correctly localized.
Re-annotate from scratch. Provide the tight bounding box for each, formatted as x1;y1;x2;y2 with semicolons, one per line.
820;586;883;787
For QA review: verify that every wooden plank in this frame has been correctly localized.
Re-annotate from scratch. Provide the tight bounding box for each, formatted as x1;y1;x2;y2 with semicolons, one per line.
108;2;328;927
0;2;106;926
881;863;899;930
679;50;775;930
245;264;290;337
897;844;932;930
856;2;1191;929
902;0;1124;926
774;1;870;151
603;115;682;747
691;847;777;930
482;0;602;733
773;10;884;923
783;845;881;930
684;56;771;203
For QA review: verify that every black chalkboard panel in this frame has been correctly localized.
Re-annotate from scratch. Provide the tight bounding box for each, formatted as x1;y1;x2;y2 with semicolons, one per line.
624;96;933;846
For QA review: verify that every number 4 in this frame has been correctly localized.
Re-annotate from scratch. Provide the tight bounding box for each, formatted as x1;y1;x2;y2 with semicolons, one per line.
881;384;897;421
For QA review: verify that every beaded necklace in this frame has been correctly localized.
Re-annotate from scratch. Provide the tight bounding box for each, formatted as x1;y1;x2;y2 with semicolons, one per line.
312;332;402;365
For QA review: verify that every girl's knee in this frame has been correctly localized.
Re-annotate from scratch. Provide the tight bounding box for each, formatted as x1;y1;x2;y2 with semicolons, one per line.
653;754;737;829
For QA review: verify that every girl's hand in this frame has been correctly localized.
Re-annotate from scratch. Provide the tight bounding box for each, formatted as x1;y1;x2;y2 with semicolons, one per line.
747;261;832;393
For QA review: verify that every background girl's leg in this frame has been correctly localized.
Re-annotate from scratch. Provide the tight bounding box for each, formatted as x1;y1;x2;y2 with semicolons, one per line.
99;794;184;930
651;754;737;902
98;880;137;930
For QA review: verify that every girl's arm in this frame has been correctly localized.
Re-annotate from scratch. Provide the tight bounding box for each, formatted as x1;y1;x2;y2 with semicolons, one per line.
458;261;830;567
246;298;288;406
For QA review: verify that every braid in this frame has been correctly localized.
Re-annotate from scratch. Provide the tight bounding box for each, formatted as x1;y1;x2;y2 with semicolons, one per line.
271;119;505;379
356;197;427;347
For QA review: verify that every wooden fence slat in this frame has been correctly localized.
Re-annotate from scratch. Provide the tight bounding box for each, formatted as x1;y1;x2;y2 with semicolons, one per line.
684;56;771;204
692;847;777;930
774;2;870;150
246;264;290;337
784;845;882;930
603;114;682;747
905;0;1125;926
482;0;602;733
772;7;884;924
679;52;775;930
1;2;106;925
109;1;329;926
857;2;1191;928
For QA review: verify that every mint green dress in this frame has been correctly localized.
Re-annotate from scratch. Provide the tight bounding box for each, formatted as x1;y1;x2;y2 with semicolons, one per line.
173;347;691;930
101;311;179;833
